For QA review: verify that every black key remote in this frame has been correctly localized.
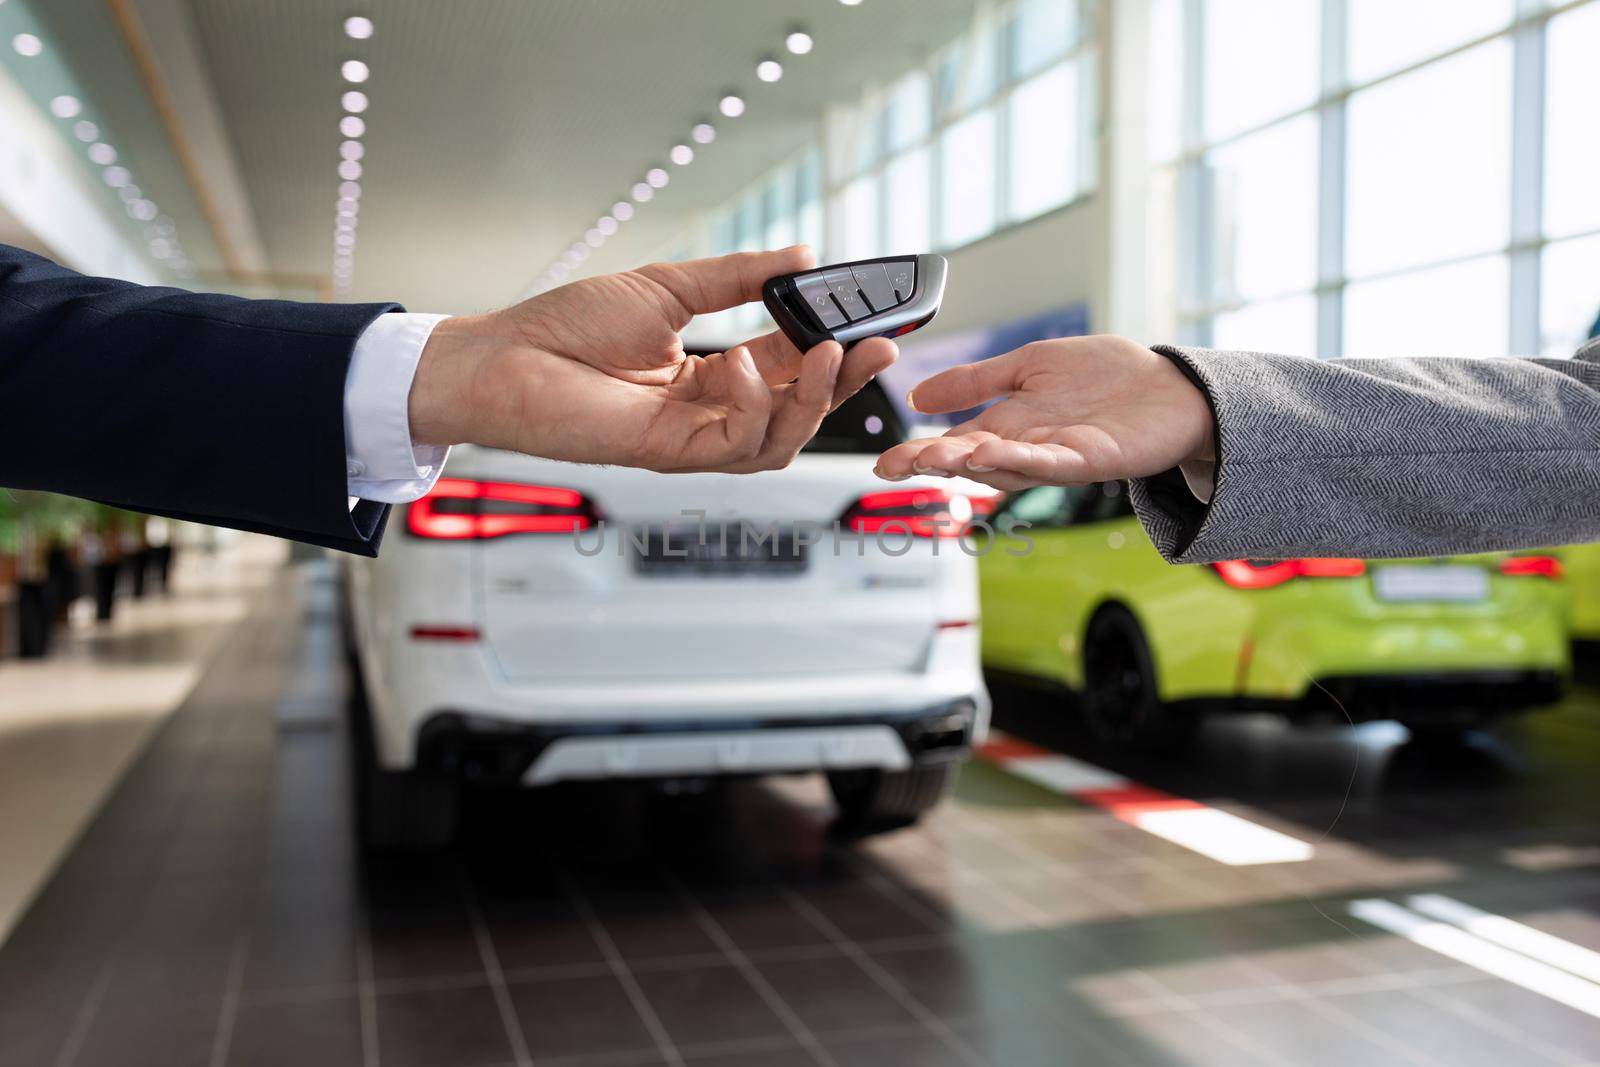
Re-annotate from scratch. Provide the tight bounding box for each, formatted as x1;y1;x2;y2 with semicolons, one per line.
762;253;947;351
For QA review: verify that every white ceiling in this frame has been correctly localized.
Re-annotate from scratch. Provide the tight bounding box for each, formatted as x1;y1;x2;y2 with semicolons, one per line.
162;0;984;313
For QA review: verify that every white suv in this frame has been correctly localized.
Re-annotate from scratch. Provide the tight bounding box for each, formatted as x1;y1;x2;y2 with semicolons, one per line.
341;382;991;847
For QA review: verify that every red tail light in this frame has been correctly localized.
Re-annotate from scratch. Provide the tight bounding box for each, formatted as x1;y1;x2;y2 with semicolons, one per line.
841;488;966;538
407;478;599;540
1212;558;1367;590
1499;555;1563;579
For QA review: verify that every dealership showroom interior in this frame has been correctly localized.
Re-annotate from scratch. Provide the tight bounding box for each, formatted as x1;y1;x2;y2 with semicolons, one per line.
9;0;1600;1064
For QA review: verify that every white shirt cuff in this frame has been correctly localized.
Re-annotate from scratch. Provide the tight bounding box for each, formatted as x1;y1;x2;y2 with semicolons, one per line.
344;312;452;504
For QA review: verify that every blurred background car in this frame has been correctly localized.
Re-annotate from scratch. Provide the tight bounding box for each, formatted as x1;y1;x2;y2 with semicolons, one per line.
980;481;1570;749
341;380;993;847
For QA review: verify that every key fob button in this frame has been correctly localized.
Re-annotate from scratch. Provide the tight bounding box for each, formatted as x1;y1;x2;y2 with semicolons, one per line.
824;269;868;321
851;263;897;313
794;273;846;329
885;260;916;300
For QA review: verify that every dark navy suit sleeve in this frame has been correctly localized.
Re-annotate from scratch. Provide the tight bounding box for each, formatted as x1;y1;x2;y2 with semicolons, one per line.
0;244;404;555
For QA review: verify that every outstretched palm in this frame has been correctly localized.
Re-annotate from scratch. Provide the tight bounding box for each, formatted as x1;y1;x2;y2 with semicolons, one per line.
874;336;1214;491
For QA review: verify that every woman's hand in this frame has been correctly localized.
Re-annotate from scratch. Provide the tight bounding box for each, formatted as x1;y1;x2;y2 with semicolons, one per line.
875;336;1213;490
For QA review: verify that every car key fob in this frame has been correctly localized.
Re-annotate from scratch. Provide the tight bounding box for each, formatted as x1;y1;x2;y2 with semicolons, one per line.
762;253;946;352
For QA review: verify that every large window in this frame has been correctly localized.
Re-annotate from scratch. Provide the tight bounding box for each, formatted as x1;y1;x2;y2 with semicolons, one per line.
681;0;1097;315
1164;0;1600;360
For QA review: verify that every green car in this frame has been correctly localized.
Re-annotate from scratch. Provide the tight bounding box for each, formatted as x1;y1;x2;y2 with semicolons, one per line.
979;482;1571;747
1555;541;1600;642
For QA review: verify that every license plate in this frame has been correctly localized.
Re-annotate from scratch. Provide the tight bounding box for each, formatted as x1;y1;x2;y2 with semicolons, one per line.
633;523;808;576
1372;564;1489;602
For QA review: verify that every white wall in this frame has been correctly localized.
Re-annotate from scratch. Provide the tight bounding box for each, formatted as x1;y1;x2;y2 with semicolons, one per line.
0;62;157;282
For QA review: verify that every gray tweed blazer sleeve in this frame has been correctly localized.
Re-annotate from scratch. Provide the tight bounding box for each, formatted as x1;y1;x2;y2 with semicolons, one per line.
1128;337;1600;563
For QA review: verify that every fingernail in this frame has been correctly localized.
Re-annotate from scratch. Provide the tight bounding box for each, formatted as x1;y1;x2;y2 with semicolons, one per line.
913;464;948;477
905;390;921;413
967;464;996;473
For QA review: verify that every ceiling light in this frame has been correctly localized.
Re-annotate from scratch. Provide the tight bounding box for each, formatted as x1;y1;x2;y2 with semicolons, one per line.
691;122;716;144
340;140;364;161
839;0;863;5
335;232;356;247
670;144;693;166
118;184;142;203
339;180;361;199
338;199;359;215
340;115;366;138
645;167;669;188
562;249;583;267
631;182;653;203
596;215;618;236
756;58;783;82
149;238;172;259
341;60;369;83
785;30;814;55
88;143;117;165
584;228;604;247
550;263;570;281
155;217;175;235
49;96;81;118
336;217;356;232
345;16;374;39
102;166;131;188
129;200;157;221
341;90;368;113
73;121;99;142
612;201;634;221
12;34;42;57
719;95;745;118
338;159;363;180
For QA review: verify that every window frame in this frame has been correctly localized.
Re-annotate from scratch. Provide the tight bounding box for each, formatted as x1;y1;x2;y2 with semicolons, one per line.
1170;0;1600;358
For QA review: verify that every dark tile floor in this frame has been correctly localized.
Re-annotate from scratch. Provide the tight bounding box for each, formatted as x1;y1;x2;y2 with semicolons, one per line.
7;562;1600;1066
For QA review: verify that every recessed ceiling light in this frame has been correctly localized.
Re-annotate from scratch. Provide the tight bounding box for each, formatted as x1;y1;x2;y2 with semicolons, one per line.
719;95;745;118
612;201;634;221
584;228;604;247
129;200;157;221
631;182;653;203
338;160;363;180
12;34;42;57
102;166;131;188
73;120;99;142
645;167;669;188
550;263;570;280
340;115;366;138
88;143;117;165
785;30;814;55
670;144;693;166
341;90;368;113
756;58;783;82
335;232;356;247
339;180;362;199
596;215;618;235
342;59;369;83
49;95;81;118
839;0;863;6
340;140;364;161
345;16;374;39
118;184;142;203
149;238;172;258
691;122;716;144
336;217;356;232
337;198;359;215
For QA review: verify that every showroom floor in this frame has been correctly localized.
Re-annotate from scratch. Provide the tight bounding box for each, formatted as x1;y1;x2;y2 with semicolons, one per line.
6;562;1600;1067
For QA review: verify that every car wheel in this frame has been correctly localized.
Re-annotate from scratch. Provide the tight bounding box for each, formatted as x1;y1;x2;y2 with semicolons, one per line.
827;763;958;833
1081;606;1192;752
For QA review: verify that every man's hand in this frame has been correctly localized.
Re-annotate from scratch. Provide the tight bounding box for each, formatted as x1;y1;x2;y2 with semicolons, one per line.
408;247;897;473
874;336;1214;490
